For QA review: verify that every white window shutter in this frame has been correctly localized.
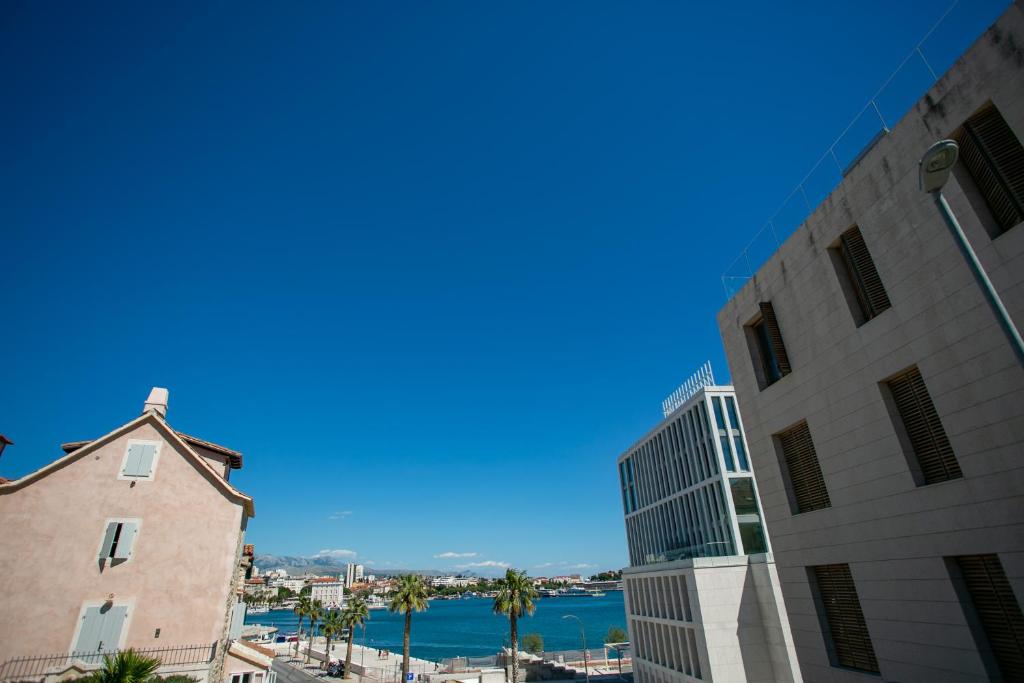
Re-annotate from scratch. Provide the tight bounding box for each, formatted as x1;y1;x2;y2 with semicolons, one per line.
113;522;138;559
229;602;247;640
136;444;156;477
122;444;144;476
99;522;119;560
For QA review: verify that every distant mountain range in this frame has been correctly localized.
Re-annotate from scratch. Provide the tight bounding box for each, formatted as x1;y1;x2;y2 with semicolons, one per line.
254;554;457;577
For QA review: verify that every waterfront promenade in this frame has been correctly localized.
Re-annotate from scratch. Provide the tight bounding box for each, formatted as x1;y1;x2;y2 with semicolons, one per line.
246;592;627;662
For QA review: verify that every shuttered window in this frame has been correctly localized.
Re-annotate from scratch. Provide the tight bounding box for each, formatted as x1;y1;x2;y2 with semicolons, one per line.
886;366;961;485
120;442;157;479
750;302;791;388
811;564;879;674
777;421;830;513
74;604;128;657
837;226;891;324
955;105;1024;235
953;554;1024;680
99;520;138;561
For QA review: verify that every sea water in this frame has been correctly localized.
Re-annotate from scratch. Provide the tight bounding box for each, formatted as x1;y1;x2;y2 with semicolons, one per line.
245;592;627;662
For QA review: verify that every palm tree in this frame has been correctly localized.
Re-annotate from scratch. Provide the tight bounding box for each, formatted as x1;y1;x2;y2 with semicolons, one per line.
493;568;538;683
294;596;313;659
341;596;370;679
305;599;325;664
85;649;161;683
388;575;429;683
320;609;346;670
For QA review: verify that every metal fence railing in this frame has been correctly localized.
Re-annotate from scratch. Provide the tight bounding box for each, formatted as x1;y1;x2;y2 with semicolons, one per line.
0;643;218;682
720;0;1008;299
538;648;611;666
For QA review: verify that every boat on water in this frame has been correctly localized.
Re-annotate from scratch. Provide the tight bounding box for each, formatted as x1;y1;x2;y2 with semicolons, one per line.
366;596;388;610
241;624;278;643
563;586;606;598
246;604;270;614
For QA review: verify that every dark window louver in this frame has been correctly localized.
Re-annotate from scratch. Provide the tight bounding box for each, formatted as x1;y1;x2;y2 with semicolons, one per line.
839;226;891;322
812;564;879;674
887;367;962;484
955;554;1024;680
761;301;790;376
955;105;1024;235
777;421;830;513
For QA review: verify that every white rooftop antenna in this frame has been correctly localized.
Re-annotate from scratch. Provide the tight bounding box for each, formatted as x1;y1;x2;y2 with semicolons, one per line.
661;361;715;417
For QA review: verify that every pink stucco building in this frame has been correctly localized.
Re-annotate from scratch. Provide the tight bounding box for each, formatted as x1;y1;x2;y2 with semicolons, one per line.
0;388;255;683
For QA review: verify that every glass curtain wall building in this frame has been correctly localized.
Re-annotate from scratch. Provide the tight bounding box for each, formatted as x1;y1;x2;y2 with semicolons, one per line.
617;373;801;683
618;387;768;567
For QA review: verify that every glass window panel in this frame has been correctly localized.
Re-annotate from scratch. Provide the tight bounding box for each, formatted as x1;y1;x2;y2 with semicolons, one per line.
730;478;760;516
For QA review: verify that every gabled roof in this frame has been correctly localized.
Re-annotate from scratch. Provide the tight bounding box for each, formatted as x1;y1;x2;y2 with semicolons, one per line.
229;639;275;668
2;411;254;517
62;431;243;469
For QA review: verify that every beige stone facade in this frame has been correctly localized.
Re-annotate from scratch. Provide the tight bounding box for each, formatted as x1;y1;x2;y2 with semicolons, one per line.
0;389;254;682
717;4;1024;682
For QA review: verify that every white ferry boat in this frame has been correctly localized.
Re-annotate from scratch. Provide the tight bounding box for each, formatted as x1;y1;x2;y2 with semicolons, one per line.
563;586;606;597
247;604;270;614
366;595;388;610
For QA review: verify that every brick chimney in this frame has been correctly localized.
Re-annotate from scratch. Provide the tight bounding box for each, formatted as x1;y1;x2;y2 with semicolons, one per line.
143;387;169;417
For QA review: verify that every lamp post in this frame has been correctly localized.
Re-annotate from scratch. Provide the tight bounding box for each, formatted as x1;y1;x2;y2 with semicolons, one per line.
562;615;590;683
361;622;367;670
919;139;1024;366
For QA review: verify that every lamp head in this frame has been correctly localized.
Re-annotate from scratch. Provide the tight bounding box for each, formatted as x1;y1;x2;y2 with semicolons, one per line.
919;139;959;193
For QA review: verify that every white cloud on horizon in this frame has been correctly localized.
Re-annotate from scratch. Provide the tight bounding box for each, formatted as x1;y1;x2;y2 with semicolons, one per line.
314;548;358;559
328;511;353;521
532;561;596;570
434;551;478;559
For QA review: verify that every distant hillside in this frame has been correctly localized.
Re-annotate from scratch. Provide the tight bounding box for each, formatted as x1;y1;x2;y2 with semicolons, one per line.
254;554;456;577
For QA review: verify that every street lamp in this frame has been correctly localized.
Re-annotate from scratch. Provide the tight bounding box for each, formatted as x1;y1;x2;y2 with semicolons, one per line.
919;140;1024;365
562;615;591;683
361;622;367;670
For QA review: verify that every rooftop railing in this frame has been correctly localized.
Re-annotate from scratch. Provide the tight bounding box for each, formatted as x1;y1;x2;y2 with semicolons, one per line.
0;643;217;683
720;0;1007;300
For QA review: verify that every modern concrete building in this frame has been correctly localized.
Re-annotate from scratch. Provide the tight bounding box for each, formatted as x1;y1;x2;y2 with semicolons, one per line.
617;367;802;683
344;562;364;587
716;4;1024;681
0;388;255;683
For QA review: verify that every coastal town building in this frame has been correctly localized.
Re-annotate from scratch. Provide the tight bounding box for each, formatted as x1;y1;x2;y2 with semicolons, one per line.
716;5;1024;681
431;576;478;588
344;563;364;587
223;640;277;683
549;575;582;585
309;578;345;608
617;369;801;683
0;388;254;683
279;578;306;593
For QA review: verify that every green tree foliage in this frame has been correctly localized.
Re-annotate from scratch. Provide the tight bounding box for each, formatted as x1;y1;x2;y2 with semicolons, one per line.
605;626;628;644
521;633;544;654
305;600;325;664
294;596;313;659
588;571;623;582
84;650;161;683
389;575;430;683
341;596;370;679
493;569;539;683
320;610;346;670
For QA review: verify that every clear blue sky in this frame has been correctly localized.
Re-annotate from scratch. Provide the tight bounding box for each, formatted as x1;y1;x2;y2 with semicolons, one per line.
0;1;1008;575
